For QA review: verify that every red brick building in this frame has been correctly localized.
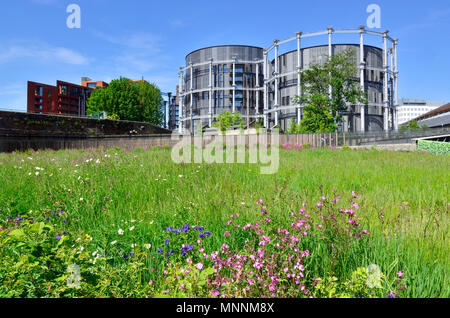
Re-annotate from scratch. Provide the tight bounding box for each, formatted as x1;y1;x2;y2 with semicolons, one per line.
27;80;93;116
81;77;109;89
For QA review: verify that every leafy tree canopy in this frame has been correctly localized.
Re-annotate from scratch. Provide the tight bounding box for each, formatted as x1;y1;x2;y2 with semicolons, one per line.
212;111;245;132
292;49;367;133
87;77;163;125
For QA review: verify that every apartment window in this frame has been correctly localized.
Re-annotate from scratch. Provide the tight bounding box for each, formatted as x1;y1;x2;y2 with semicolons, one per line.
35;86;43;96
235;65;244;73
87;83;97;88
219;91;223;107
35;98;43;104
48;90;52;98
70;86;79;97
60;85;68;95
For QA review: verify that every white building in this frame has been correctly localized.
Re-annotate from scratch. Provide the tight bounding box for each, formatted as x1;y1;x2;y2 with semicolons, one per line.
397;98;445;125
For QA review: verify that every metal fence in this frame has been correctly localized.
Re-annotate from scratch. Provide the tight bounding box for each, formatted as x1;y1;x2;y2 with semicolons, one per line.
280;127;450;147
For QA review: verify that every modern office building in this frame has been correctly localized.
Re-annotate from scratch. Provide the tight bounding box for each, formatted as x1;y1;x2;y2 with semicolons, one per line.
397;98;445;125
177;27;399;133
27;80;93;116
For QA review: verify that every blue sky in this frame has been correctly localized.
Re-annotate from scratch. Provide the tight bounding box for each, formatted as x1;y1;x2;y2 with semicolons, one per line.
0;0;449;111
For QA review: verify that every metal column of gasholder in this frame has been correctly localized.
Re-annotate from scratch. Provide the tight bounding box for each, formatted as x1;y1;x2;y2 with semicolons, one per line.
296;31;302;125
327;26;333;99
263;51;269;128
178;69;183;134
393;38;399;131
390;47;394;130
359;26;366;132
232;58;236;113
383;31;389;132
209;59;213;127
190;63;193;134
256;61;260;115
274;40;279;127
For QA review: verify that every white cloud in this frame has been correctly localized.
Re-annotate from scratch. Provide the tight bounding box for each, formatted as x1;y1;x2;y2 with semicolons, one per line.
0;83;25;97
93;31;162;53
30;0;58;4
114;54;159;73
169;19;186;29
0;44;89;65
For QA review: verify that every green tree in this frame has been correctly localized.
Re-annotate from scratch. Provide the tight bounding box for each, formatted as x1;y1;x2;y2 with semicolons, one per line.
212;111;245;133
87;77;163;125
292;49;367;133
408;120;421;130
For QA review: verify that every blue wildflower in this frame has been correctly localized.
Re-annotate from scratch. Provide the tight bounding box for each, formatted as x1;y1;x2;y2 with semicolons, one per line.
157;248;163;254
181;224;190;232
204;232;212;237
199;233;205;239
164;239;170;245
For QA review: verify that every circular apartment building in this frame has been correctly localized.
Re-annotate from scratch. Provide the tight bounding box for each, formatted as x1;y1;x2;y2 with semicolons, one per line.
274;43;385;132
181;45;264;131
178;27;398;133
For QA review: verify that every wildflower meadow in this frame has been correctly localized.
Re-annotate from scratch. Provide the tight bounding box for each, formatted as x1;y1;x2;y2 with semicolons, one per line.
0;146;448;298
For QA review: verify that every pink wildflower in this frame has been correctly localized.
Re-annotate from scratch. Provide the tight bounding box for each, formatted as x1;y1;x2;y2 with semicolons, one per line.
195;263;203;270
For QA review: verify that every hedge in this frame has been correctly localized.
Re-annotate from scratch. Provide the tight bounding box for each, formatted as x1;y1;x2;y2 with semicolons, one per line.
418;140;450;155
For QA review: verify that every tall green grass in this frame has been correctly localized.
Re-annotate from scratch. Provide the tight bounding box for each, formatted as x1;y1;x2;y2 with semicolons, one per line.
0;147;448;297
